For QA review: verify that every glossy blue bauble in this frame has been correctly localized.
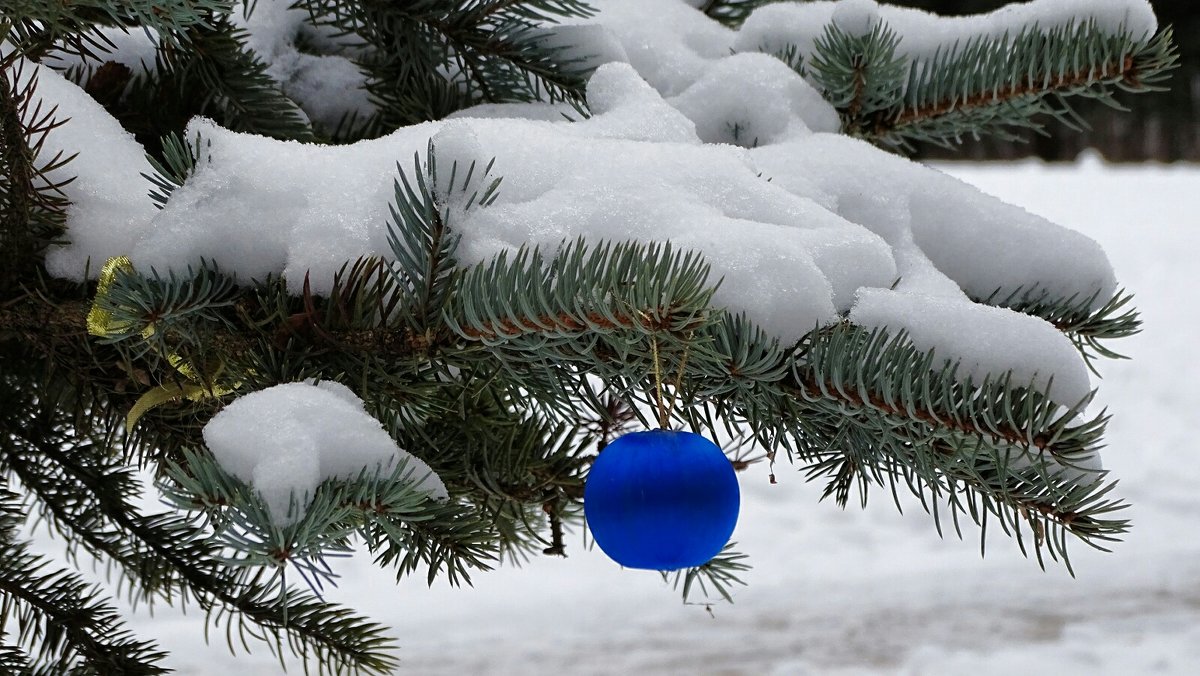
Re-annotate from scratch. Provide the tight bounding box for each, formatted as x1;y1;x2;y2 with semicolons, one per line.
584;430;740;570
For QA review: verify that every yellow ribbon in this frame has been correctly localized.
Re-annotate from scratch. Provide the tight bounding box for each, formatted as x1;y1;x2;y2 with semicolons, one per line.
89;256;239;429
86;256;136;338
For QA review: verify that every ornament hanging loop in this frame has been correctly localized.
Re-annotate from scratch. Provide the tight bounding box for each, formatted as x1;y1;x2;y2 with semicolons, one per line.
648;330;693;430
650;332;670;429
665;332;692;426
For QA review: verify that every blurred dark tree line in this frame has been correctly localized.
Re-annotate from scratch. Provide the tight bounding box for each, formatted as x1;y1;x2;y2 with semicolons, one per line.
898;0;1197;162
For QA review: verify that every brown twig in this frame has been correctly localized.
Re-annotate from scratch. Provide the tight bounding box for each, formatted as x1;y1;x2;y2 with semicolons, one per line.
880;55;1137;138
458;307;706;341
541;501;566;557
789;372;1051;451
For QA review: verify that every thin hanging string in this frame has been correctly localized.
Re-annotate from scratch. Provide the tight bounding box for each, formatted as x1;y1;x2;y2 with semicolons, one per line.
650;331;692;430
650;333;669;429
663;332;692;425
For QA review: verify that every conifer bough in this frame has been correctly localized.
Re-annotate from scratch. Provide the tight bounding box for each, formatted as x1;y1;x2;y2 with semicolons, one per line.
0;0;1178;672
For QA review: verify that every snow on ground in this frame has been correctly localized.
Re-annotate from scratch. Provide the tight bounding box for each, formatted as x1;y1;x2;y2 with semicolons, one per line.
25;156;1196;674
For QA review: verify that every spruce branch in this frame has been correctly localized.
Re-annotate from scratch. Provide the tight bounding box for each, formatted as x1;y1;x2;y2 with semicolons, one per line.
169;18;316;141
17;434;401;675
2;0;234;60
447;239;716;344
779;323;1124;567
0;487;168;675
882;24;1179;149
82;15;315;147
161;448;498;590
142;131;207;209
293;0;596;130
0;58;71;296
664;542;750;604
788;323;1102;459
0;248;1129;575
386;142;502;333
888;22;1176;149
1;358;400;674
805;21;907;137
0;539;168;674
96;261;240;345
0;643;32;673
795;18;1178;150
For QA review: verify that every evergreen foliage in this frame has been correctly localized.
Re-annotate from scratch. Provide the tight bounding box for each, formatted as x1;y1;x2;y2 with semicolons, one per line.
290;0;595;135
781;16;1179;150
0;1;1178;672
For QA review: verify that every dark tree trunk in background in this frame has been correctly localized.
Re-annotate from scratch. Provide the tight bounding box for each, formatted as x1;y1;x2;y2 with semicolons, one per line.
897;0;1198;162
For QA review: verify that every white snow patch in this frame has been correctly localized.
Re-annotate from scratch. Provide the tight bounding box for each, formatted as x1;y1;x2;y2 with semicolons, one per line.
202;381;447;525
130;116;440;287
574;0;736;96
576;62;700;143
10;58;157;280
668;53;840;145
131;64;904;342
535;23;631;74
849;288;1092;406
754;133;1118;307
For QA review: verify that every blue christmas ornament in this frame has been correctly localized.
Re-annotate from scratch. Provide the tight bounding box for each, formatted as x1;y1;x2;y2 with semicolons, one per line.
584;429;740;570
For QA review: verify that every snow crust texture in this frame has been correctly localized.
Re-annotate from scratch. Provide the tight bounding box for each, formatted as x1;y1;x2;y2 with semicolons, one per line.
29;0;1158;409
202;381;447;525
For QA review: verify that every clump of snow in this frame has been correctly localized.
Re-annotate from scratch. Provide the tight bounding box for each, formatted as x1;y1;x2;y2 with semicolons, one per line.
8;57;156;280
234;0;374;131
448;101;581;123
130;62;898;342
831;0;882;37
574;0;736;96
735;0;1158;68
668;53;840;146
202;381;447;525
130;116;437;287
534;24;630;75
576;62;700;143
849;288;1092;406
755;132;1110;404
754;134;1118;308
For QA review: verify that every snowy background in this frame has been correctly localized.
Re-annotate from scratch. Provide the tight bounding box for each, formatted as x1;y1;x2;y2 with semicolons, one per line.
28;155;1199;674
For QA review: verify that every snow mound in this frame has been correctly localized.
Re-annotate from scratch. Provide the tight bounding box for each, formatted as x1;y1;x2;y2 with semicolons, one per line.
202;381;447;525
668;53;840;145
9;58;156;280
850;288;1090;404
130;62;901;342
27;0;1153;406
